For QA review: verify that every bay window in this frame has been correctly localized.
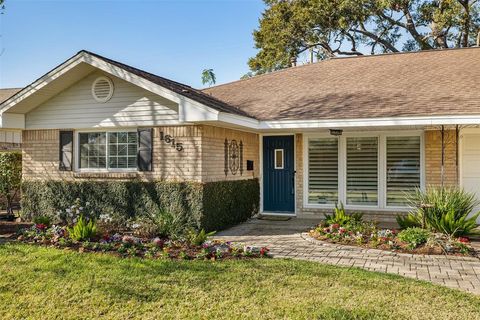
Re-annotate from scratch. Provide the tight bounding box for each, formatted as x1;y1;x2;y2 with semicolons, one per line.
306;132;422;209
79;131;138;170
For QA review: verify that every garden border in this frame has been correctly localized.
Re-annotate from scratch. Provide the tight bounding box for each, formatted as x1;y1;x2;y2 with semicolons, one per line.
302;232;480;261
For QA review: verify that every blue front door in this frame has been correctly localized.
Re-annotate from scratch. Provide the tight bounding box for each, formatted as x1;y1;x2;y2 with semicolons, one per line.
263;136;295;213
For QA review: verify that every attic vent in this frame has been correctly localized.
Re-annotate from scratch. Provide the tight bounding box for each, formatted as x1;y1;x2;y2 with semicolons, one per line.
92;76;114;102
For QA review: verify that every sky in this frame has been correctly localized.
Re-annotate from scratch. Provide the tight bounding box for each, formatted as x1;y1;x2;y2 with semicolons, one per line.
0;0;265;89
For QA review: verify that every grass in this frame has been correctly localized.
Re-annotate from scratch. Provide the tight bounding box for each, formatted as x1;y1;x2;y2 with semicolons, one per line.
0;243;479;320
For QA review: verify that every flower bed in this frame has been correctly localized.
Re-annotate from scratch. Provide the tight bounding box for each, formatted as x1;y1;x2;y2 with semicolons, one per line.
309;220;478;257
16;198;269;261
18;224;269;260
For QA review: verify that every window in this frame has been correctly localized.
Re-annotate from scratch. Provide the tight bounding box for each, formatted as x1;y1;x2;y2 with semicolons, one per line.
346;137;378;206
308;138;338;204
79;132;106;169
274;149;284;169
79;131;137;170
386;136;421;206
306;132;422;209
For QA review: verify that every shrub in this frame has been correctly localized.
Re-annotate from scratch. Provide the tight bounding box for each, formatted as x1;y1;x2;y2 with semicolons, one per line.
21;179;259;233
398;187;480;237
202;179;259;231
67;215;97;241
0;152;21;215
324;203;363;226
139;210;193;240
397;227;431;250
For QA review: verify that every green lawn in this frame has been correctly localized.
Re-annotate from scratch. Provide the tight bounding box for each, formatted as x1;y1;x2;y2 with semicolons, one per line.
0;243;479;320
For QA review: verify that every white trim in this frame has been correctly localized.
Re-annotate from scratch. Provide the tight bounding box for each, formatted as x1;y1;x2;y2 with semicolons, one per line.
260;212;297;217
74;128;138;173
303;130;424;211
0;53;86;113
218;112;260;128
274;149;284;169
260;115;480;130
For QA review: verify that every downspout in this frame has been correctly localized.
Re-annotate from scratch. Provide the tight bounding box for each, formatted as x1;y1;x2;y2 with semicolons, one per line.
456;125;460;185
441;125;445;188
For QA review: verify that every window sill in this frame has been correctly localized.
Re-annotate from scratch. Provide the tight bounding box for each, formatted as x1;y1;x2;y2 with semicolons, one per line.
73;171;139;179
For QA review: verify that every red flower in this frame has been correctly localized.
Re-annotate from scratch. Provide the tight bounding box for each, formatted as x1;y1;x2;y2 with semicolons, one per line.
260;247;269;256
331;224;340;230
458;237;470;243
35;223;47;231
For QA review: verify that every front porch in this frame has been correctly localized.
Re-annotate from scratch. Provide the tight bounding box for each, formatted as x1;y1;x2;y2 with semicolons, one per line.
260;126;480;224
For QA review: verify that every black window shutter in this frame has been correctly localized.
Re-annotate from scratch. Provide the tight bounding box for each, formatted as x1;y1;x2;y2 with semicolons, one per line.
59;131;73;171
137;128;153;171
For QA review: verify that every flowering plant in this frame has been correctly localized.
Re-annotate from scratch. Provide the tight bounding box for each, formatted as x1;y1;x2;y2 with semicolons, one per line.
55;198;96;225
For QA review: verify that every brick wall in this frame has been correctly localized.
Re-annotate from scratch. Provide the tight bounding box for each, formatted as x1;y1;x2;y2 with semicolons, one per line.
201;125;259;182
424;129;458;186
22;125;259;183
22;130;74;181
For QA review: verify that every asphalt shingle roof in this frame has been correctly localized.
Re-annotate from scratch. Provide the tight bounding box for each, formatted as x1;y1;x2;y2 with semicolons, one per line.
203;47;480;121
0;88;21;104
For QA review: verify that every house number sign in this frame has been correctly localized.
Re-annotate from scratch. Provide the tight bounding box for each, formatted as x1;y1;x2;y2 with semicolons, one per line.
160;131;184;152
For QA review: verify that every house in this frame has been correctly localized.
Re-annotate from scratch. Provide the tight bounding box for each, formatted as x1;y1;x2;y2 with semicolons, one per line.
1;48;480;227
0;89;22;151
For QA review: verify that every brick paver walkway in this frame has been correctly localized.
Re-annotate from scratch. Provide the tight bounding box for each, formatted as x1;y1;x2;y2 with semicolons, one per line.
214;218;480;295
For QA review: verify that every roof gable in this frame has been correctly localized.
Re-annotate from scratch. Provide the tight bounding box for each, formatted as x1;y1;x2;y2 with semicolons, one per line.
0;51;254;129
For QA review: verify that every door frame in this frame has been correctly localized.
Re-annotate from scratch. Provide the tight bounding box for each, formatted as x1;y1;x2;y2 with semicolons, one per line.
259;133;297;216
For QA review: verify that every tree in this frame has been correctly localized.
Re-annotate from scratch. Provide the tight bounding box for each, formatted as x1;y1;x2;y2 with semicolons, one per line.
201;68;216;87
249;0;480;74
0;152;21;216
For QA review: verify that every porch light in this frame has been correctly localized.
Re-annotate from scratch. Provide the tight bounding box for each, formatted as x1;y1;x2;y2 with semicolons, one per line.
329;129;343;136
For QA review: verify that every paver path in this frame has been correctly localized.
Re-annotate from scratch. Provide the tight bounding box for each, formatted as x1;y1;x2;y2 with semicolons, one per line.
214;218;480;295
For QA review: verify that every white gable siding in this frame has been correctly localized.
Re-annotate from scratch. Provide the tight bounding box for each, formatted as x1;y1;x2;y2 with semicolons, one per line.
25;72;180;129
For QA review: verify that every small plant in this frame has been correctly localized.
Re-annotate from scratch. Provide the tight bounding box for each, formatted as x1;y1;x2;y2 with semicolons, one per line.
33;216;52;227
140;210;193;240
55;198;97;225
398;227;431;250
67;215;97;241
186;228;216;246
399;187;480;237
324;203;363;226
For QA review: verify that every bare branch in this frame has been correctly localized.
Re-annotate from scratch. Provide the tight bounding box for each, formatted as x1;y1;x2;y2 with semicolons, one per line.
352;23;400;53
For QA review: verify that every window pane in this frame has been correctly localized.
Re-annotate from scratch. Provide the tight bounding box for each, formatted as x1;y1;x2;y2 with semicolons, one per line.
274;149;284;169
108;132;138;169
308;138;338;204
79;132;107;169
387;136;421;206
346;137;378;206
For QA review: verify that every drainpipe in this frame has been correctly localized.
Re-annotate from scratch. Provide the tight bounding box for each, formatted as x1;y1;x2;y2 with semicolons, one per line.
456;125;460;185
441;125;445;188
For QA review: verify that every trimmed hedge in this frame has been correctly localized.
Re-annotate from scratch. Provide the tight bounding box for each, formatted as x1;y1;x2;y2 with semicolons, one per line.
202;179;259;231
21;179;259;232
